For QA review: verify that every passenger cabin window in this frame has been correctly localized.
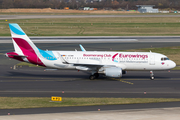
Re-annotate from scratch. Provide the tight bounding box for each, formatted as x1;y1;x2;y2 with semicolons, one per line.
161;57;169;61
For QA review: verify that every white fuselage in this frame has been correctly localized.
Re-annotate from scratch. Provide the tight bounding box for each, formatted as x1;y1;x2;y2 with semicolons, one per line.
38;51;176;71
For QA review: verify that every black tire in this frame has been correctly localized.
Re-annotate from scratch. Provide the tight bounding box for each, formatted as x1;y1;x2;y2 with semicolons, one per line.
150;76;154;80
89;75;95;80
94;73;99;78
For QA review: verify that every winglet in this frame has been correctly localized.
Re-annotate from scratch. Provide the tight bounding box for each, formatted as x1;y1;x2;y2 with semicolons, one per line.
79;44;86;51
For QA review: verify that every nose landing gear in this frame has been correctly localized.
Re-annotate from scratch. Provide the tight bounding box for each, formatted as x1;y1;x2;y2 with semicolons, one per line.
150;71;154;80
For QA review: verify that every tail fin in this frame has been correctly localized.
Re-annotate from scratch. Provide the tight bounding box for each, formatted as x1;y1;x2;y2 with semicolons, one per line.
9;23;38;54
9;23;45;66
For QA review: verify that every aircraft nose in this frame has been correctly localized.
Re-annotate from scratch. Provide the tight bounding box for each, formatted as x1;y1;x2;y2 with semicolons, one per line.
171;61;176;69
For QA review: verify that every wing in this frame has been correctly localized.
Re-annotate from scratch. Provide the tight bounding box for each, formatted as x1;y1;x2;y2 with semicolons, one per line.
56;52;126;71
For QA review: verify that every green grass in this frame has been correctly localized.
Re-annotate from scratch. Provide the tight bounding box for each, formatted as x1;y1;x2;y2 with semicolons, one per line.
1;17;180;36
172;66;180;70
0;97;180;109
16;62;43;67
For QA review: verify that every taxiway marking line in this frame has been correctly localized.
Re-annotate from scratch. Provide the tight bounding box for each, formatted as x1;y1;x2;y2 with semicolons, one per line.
112;78;134;85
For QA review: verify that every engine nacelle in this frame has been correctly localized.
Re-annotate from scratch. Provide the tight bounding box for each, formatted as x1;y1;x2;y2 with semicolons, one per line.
104;67;122;78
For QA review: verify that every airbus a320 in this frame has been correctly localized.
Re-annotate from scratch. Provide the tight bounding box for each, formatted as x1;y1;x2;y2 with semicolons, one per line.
6;23;176;80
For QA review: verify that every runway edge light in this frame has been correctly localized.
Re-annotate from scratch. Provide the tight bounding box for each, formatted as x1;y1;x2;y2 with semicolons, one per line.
51;96;62;102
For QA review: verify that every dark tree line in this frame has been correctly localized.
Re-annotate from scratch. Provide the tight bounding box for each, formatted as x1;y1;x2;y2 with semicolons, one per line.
0;0;180;10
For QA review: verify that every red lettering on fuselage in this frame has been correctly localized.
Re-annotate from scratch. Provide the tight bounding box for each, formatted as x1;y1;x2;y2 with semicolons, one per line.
83;53;148;59
119;53;148;59
104;54;111;57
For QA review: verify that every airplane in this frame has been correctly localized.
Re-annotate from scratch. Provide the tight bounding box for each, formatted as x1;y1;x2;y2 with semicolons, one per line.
6;23;176;80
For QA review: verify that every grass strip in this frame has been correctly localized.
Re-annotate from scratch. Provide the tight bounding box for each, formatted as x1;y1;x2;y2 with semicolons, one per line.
172;66;180;70
16;62;43;67
0;97;180;109
1;17;180;36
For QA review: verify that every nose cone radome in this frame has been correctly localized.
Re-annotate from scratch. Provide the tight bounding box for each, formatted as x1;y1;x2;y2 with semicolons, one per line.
170;61;176;69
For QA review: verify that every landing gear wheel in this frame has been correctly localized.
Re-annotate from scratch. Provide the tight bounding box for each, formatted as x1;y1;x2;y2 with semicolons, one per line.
94;73;99;78
150;76;154;80
150;71;155;80
89;75;95;80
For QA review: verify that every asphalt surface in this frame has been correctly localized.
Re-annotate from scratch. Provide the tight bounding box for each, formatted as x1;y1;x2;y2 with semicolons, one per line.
1;40;180;51
1;15;180;20
0;65;180;98
1;102;180;115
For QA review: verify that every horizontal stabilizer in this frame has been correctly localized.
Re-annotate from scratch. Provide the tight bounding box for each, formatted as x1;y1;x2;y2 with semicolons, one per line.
8;54;27;57
6;52;27;58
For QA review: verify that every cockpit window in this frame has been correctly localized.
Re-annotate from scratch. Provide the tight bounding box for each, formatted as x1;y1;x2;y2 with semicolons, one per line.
161;57;169;61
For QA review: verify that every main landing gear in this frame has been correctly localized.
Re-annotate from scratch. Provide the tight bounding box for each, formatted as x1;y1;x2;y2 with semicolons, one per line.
89;73;99;80
150;71;154;80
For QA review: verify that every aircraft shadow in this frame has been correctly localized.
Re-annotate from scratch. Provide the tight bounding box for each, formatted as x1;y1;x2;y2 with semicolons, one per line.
6;71;170;81
7;71;88;79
